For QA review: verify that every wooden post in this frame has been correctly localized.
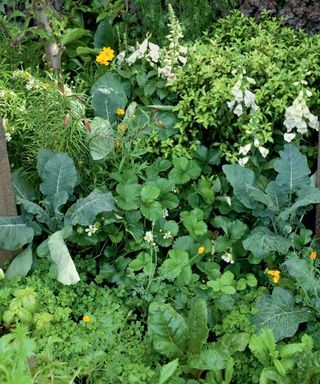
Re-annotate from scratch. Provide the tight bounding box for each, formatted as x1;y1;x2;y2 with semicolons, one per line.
0;114;17;267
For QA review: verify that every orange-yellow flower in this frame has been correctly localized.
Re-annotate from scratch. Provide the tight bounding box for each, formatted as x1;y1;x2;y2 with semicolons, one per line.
119;124;126;132
198;246;205;254
83;315;91;323
267;269;280;283
116;108;125;115
96;47;115;65
310;251;317;261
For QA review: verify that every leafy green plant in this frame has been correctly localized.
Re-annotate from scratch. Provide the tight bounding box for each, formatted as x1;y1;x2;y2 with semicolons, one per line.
249;328;320;384
172;11;320;160
222;144;320;262
148;299;251;383
1;149;114;284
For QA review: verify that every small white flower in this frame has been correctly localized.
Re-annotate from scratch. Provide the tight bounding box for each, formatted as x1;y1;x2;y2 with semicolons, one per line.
222;252;234;264
239;143;251;156
85;224;98;237
254;138;260;147
172;188;177;193
5;132;12;142
284;132;296;142
258;146;269;158
0;267;4;280
225;196;232;206
239;157;249;166
163;231;172;240
144;231;154;243
162;209;169;218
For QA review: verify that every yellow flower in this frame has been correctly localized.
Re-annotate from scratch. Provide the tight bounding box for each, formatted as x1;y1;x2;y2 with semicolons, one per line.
115;140;121;149
96;47;115;65
267;269;280;283
310;251;317;261
119;124;126;132
83;315;91;323
197;246;205;254
116;108;125;115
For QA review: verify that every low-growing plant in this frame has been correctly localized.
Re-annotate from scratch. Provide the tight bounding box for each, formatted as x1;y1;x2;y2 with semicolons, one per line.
1;149;114;285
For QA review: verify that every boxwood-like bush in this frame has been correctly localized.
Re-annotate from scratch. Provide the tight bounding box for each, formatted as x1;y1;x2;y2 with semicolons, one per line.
171;11;320;161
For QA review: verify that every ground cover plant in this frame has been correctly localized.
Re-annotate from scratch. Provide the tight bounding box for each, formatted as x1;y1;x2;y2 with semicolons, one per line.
1;3;320;384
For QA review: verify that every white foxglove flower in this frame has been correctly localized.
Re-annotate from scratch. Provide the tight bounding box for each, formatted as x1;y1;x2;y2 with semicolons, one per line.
308;114;319;130
284;132;296;142
258;146;269;158
233;103;243;117
246;76;256;84
244;89;256;108
239;157;249;166
179;46;188;54
306;89;312;97
116;51;126;66
178;56;187;65
148;42;160;62
227;100;235;110
239;143;251;156
254;138;260;147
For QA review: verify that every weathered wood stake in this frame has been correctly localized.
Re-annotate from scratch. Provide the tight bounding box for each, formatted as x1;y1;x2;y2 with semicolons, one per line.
0;114;17;267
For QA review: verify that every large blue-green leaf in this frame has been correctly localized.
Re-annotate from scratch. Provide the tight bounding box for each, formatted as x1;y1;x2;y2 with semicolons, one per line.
47;227;80;285
223;164;258;209
243;227;291;258
274;144;310;193
265;181;288;211
0;216;34;250
280;186;320;220
91;73;127;123
37;148;55;179
5;246;33;279
12;169;36;203
40;153;77;200
88;117;114;160
18;199;50;225
65;189;114;226
148;302;188;359
284;256;320;292
253;287;312;341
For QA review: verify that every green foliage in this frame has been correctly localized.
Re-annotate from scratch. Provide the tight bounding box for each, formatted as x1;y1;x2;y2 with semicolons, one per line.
91;73;128;123
253;287;312;341
172;11;320;160
2;150;114;284
223;144;320;260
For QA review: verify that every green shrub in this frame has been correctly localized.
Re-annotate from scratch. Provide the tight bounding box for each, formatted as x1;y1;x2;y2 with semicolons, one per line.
172;11;320;161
